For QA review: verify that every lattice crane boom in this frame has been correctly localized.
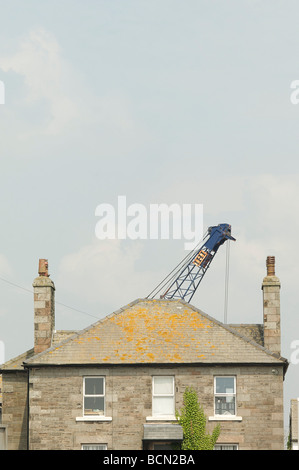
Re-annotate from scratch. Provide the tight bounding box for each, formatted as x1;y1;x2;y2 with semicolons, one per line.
147;223;235;303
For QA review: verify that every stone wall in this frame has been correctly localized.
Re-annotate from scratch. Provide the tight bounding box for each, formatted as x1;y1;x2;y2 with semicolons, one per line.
27;364;284;450
1;371;28;450
289;399;298;449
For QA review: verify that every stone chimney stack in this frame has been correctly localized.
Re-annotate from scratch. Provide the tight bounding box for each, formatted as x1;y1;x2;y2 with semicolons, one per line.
262;256;281;356
33;259;55;355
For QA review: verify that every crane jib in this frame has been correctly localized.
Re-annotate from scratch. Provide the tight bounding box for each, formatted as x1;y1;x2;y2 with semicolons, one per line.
192;224;236;269
155;223;236;302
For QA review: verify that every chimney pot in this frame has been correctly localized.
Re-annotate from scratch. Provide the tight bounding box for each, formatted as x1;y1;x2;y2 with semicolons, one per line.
38;259;49;277
266;256;275;276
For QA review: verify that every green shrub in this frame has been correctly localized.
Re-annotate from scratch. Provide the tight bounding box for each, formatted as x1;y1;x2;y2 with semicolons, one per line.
176;386;220;450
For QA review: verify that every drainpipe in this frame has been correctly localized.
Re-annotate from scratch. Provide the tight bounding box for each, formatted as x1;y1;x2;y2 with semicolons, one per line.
25;366;29;450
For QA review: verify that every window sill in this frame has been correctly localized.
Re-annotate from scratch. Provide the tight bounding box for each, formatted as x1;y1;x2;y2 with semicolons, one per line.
208;415;242;422
146;416;177;421
76;416;112;422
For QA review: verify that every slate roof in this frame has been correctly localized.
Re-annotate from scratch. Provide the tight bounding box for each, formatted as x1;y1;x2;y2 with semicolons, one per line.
1;348;35;370
228;324;264;346
0;332;77;370
22;299;288;368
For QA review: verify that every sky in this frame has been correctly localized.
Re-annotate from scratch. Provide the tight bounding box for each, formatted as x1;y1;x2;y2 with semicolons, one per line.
0;0;299;440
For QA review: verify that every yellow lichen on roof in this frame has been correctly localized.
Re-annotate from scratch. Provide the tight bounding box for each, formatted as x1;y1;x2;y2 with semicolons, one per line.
22;298;285;367
101;301;214;363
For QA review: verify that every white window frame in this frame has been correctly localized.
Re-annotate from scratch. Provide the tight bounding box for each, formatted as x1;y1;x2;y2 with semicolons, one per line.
83;376;105;417
76;376;112;422
81;443;108;450
214;444;238;450
147;375;175;420
214;376;236;417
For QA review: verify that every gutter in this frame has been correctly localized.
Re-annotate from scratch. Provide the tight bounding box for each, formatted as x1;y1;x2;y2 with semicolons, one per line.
22;360;289;377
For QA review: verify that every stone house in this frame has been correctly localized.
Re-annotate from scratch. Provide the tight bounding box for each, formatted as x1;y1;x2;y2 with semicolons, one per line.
288;399;299;450
0;257;288;450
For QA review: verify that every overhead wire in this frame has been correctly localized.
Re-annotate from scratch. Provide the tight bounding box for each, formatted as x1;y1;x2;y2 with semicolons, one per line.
0;275;100;320
0;230;212;317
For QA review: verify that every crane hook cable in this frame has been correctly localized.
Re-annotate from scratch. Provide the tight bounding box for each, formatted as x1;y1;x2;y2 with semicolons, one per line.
224;239;230;324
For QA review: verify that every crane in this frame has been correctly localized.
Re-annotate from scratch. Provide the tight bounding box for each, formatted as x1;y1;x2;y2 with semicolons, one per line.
147;223;235;303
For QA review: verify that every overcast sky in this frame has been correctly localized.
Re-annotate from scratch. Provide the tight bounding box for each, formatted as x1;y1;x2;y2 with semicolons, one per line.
0;0;299;436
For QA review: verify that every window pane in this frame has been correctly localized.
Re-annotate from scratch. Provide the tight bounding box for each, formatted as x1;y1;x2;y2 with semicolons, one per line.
153;376;173;395
85;377;104;395
82;444;107;450
84;396;105;415
214;445;237;450
215;396;235;415
153;396;174;416
216;377;235;394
